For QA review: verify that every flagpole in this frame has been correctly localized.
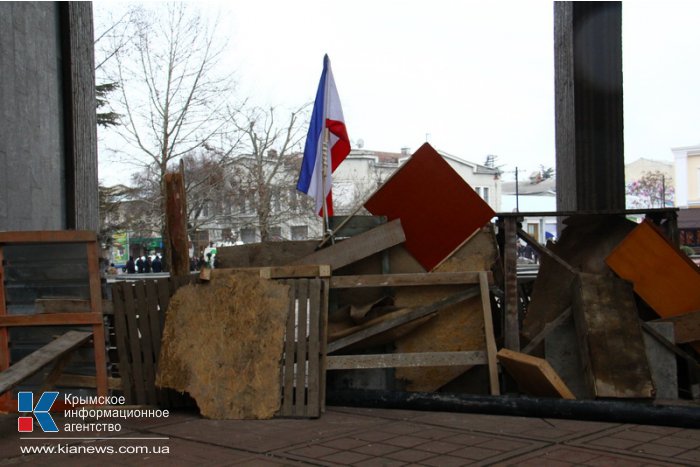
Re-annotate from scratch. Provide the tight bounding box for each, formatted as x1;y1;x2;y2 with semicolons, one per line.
321;128;335;245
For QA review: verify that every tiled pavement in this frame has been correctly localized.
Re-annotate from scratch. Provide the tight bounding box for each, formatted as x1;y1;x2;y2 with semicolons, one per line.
1;406;699;466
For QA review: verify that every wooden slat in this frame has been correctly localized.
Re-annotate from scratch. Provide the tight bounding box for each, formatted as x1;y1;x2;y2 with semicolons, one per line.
123;283;146;404
41;353;72;392
329;271;491;289
35;299;91;313
295;279;309;417
86;240;108;398
307;279;321;418
328;287;479;354
134;281;156;405
0;313;103;327
145;280;162;364
655;309;700;345
480;272;500;395
111;283;135;403
293;219;406;271
55;374;122;391
497;348;575;399
327;351;487;370
0;230;96;244
260;265;331;280
504;217;520;351
320;278;329;413
0;331;92;395
281;280;297;417
0;246;9;374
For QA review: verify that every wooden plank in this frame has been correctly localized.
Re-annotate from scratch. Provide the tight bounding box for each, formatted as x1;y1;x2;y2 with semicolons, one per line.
503;217;520;351
0;246;9;374
497;348;576;399
281;280;297;417
41;353;72;391
0;331;92;395
572;273;654;399
606;220;700;318
328;215;387;238
329;271;491;289
328;287;480;354
327;351;487;370
111;283;135;403
641;322;700;372
0;230;96;244
293;219;406;271
295;279;309;417
654;309;700;345
0;313;103;327
216;240;319;268
522;307;573;355
123;283;146;404
86;240;108;398
480;271;500;396
134;281;157;405
260;265;331;280
35;298;91;313
307;279;321;418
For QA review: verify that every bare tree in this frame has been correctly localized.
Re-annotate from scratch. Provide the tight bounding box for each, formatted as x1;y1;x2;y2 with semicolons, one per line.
103;3;239;268
230;105;315;241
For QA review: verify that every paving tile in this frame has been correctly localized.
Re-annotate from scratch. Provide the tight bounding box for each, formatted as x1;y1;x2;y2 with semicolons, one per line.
449;445;501;461
320;437;368;450
654;435;700;449
354;457;406;467
353;443;402;456
286;444;340;459
420;454;473;467
677;449;700;463
385;448;435;463
633;442;687;458
497;445;680;467
614;429;669;443
440;433;494;446
322;450;373;465
383;435;430;448
231;455;309;466
414;440;462;454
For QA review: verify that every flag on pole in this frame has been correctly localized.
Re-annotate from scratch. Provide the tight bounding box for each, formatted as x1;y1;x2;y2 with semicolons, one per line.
297;54;350;217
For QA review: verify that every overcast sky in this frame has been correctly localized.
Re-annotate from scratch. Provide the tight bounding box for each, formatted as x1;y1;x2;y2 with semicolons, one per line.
95;1;700;185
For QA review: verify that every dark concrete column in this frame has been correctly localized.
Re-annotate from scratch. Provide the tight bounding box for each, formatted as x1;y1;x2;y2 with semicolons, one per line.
554;2;625;211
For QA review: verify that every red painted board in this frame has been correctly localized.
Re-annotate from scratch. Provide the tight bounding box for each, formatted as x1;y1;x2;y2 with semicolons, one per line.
364;143;495;271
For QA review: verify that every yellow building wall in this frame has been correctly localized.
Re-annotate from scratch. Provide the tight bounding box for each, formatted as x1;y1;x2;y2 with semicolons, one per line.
687;154;700;203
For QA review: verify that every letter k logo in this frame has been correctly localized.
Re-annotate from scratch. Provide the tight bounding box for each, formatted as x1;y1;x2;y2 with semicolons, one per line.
18;392;59;432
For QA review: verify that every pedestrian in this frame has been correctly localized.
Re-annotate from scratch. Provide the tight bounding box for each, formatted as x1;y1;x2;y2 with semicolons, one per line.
136;256;145;273
145;256;153;273
152;255;163;273
126;256;136;274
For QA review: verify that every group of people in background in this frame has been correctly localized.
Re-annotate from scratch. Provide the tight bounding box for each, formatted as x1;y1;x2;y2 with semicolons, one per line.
124;254;163;274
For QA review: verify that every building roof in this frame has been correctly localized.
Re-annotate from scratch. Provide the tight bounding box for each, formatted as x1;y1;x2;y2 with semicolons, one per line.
347;148;501;175
502;177;556;195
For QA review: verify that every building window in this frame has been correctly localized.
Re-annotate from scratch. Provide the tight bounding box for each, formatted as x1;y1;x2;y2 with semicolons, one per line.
483;187;490;204
291;225;308;240
240;227;256;244
475;187;482;197
269;226;282;240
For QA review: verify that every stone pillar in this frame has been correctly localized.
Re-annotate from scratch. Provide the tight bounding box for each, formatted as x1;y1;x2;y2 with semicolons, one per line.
554;2;625;211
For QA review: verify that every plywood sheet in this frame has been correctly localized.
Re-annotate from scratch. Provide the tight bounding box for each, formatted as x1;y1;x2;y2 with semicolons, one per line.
393;226;499;392
606;219;700;318
156;271;289;419
497;348;575;399
364;143;495;271
215;241;318;268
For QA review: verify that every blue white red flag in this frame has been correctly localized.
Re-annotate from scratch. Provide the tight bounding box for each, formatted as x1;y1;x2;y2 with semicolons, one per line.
297;54;350;216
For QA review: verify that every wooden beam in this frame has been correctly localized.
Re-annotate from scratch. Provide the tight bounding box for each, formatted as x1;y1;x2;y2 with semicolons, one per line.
293;218;406;271
654;310;700;345
165;167;189;277
503;217;519;351
0;331;92;395
522;307;573;355
641;321;700;372
55;374;122;391
330;271;491;289
517;228;578;275
327;351;487;370
0;313;103;327
327;287;480;354
35;299;91;313
259;264;331;279
0;230;96;244
480;271;500;395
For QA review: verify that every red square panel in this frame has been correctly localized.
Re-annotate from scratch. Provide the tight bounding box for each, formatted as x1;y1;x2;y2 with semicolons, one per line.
364;143;495;271
18;417;33;433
